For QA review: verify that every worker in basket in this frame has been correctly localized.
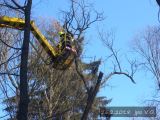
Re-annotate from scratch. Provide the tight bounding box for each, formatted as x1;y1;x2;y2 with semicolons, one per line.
58;30;75;53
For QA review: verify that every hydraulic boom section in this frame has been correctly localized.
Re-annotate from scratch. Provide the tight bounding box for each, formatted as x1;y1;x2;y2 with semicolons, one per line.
0;16;77;70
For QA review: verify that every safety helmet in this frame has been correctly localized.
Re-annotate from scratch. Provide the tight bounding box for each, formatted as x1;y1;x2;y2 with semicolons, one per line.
58;31;65;35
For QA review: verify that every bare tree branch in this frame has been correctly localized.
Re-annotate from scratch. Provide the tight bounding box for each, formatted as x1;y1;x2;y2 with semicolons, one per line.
99;30;136;85
133;26;160;88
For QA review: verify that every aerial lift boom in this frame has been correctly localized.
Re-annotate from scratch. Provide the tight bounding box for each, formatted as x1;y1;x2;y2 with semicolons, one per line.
0;16;77;70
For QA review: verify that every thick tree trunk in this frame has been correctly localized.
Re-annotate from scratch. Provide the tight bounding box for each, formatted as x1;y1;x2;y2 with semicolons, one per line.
81;72;103;120
17;0;32;120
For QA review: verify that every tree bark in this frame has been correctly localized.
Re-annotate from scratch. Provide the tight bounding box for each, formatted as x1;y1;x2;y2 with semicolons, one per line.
17;0;32;120
81;72;103;120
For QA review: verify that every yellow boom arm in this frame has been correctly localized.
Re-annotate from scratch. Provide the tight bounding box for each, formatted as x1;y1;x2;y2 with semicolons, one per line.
0;16;57;57
0;16;76;70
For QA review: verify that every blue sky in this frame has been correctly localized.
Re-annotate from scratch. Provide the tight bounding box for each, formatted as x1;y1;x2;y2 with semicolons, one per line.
0;0;159;119
32;0;159;120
